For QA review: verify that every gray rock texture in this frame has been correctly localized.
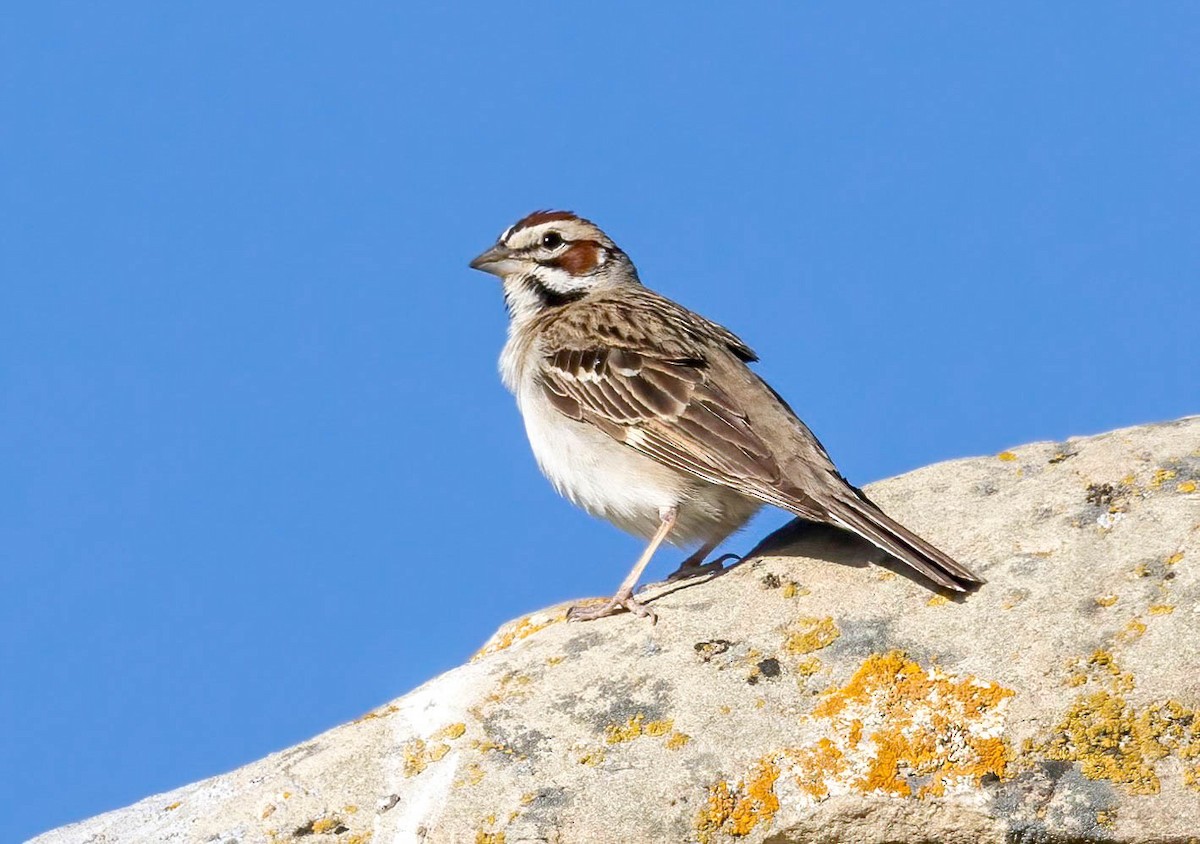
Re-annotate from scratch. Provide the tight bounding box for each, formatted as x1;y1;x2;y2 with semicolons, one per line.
31;417;1200;844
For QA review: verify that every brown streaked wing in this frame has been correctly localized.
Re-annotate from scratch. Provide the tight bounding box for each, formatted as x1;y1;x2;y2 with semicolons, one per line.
538;346;793;503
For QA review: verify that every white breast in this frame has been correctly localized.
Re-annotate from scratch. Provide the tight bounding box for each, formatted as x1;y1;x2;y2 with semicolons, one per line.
499;328;762;548
517;379;688;539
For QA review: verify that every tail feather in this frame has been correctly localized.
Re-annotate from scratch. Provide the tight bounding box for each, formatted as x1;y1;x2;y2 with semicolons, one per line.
823;494;982;591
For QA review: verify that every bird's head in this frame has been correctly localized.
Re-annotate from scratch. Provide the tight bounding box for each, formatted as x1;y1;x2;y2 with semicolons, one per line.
469;211;640;321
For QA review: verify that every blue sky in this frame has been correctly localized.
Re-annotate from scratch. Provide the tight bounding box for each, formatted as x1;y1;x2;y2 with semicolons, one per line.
3;3;1197;838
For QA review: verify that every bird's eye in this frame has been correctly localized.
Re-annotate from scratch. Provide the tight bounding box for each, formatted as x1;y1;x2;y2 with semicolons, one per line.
541;232;564;249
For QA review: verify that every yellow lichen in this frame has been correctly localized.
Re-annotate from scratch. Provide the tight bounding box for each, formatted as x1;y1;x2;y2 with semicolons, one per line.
797;651;1014;799
1149;604;1175;615
1151;468;1177;488
164;801;182;811
353;703;399;723
1178;481;1197;494
695;758;781;841
519;792;535;805
1001;591;1027;610
483;671;534;706
1095;595;1118;607
603;713;676;744
453;763;486;787
997;451;1018;462
644;718;674;737
605;714;646;744
1167;552;1185;565
403;739;429;777
666;732;692;750
1117;618;1147;642
433;722;467;740
783;616;840;655
475;832;505;844
926;594;950;607
346;835;372;844
403;722;467;776
794;657;822;677
1039;654;1200;794
472;611;566;660
311;818;340;834
577;748;606;766
781;581;809;599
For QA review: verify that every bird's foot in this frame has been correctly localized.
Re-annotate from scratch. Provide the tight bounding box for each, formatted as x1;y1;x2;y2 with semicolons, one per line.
665;553;741;582
567;589;657;624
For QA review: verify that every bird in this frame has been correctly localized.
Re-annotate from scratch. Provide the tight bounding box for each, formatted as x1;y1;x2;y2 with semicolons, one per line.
469;210;982;622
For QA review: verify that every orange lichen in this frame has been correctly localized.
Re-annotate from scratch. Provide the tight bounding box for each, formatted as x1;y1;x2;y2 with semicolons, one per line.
783;616;840;655
785;739;846;800
803;650;1014;798
695;758;781;841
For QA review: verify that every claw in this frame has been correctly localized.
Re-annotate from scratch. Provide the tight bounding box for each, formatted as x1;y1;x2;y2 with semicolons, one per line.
567;590;658;624
665;552;741;582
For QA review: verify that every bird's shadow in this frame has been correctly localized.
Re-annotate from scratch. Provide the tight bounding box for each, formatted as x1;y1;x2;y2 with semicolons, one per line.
647;518;978;604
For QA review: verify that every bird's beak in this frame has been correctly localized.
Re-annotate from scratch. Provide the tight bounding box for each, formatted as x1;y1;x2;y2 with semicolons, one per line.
469;243;519;277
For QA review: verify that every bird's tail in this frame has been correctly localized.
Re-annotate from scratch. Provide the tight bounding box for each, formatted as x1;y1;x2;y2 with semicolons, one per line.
823;493;983;591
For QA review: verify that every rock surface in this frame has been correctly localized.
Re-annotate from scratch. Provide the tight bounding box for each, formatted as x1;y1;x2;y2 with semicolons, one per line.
32;417;1200;844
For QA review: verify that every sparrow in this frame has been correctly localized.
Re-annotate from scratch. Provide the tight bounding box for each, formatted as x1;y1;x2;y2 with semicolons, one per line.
470;210;981;622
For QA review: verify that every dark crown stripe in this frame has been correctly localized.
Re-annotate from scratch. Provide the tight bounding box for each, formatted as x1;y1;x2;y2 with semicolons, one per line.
509;210;582;234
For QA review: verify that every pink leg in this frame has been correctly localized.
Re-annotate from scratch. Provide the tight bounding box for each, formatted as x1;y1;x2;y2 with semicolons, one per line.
568;507;678;624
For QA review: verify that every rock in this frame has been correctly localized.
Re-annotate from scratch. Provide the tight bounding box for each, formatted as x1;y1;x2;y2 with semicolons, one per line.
31;417;1200;844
